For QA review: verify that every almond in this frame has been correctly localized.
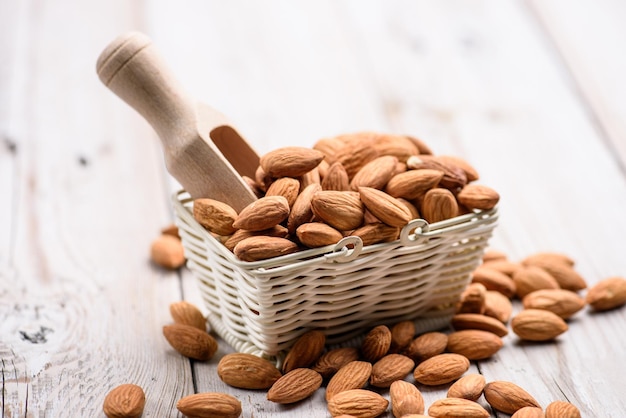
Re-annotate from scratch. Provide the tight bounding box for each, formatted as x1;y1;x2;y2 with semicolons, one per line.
260;146;324;177
313;136;346;162
406;155;467;192
512;265;560;299
545;400;581;418
511;308;568;341
150;234;186;269
103;384;145;418
322;162;351;191
325;361;373;401
522;258;586;291
255;164;272;192
481;260;521;278
232;195;290;231
265;177;301;207
472;266;517;299
358;187;412;227
333;136;380;178
482;249;508;263
242;175;265;198
384;169;444;200
521;251;575;267
369;354;415;388
413;353;469;386
456;283;487;314
217;353;282;389
350;155;399;190
484;381;540;415
296;222;343;248
405;135;433;155
267;368;323;404
586;277;626;311
446;329;503;360
311;347;360;379
311;190;364;231
522;289;586;319
287;183;322;234
397;198;420;219
169;301;206;331
282;329;326;373
437;155;479;182
457;184;500;210
451;313;509;337
360;325;392;362
162;324;218;361
512;407;546;418
390;380;425;417
390;320;416;353
428;397;490;418
193;198;238;235
404;332;448;362
176;392;242;418
372;133;419;162
421;188;459;224
161;223;180;238
300;166;321;189
233;236;299;261
447;373;486;401
327;389;389;418
223;225;289;252
349;223;400;246
484;290;513;323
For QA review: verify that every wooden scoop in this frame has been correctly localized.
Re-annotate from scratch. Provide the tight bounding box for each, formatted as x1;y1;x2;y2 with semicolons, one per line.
96;31;258;212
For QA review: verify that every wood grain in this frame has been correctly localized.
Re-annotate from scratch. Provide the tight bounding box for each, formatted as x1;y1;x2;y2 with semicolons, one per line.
1;0;626;417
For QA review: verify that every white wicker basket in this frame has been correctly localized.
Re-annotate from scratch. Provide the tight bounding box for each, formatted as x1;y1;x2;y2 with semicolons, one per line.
173;190;498;361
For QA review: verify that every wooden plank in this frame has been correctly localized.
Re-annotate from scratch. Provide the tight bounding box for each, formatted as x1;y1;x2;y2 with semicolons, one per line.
527;0;626;170
0;0;194;416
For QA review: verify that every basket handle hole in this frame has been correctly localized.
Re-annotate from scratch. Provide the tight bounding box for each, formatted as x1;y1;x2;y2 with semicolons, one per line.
325;236;363;263
401;219;431;246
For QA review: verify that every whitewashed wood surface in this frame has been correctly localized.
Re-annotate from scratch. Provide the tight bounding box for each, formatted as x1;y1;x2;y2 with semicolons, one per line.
1;1;625;417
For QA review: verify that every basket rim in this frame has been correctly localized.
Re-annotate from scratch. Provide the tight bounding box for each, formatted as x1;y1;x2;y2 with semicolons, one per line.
173;189;499;273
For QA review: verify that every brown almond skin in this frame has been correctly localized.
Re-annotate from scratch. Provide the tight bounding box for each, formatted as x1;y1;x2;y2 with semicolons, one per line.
327;389;389;418
390;380;425;416
446;330;503;360
521;254;585;291
176;392;242;418
522;252;575;267
311;347;360;379
265;177;301;207
193;198;239;236
545;400;581;418
322;162;351;191
483;249;508;263
437;155;480;182
456;283;487;314
484;381;540;414
170;301;206;331
385;169;444;200
232;195;290;231
512;407;546;418
451;313;509;337
447;373;486;401
390;320;416;353
472;266;517;299
103;384;145;418
522;289;586;319
421;188;459;224
282;330;326;373
267;368;323;404
482;259;522;278
296;222;343;248
457;183;500;210
223;225;289;252
369;354;415;388
511;308;568;341
233;236;300;262
350;155;399;190
217;353;282;389
358;187;413;227
404;332;448;362
428;397;490;418
360;325;392;362
325;361;373;401
484;290;513;323
406;155;468;191
260;146;324;178
513;265;560;299
413;353;470;386
372;133;419;162
586;277;626;311
349;223;400;246
288;183;322;235
162;324;218;361
150;235;186;269
333;136;380;178
311;190;365;231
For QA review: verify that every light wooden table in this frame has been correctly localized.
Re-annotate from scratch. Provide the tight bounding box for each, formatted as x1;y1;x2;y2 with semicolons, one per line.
2;1;625;417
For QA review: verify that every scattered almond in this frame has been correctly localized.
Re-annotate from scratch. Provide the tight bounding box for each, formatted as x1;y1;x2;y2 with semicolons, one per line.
327;389;389;418
413;353;470;386
150;234;186;270
511;407;545;418
169;301;206;331
483;290;513;323
472;266;517;299
451;313;509;337
390;380;425;417
103;384;145;418
404;331;448;362
267;368;323;404
360;325;392;362
513;265;560;299
176;392;242;418
162;323;217;361
545;400;581;418
484;381;540;414
390;320;416;353
217;353;282;389
326;361;373;401
446;329;503;360
522;289;586;319
282;329;326;373
369;354;415;388
311;347;360;379
447;373;486;401
586;277;626;311
428;397;490;418
511;309;568;341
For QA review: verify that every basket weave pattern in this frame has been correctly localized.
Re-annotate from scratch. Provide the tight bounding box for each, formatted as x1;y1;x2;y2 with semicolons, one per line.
173;190;498;360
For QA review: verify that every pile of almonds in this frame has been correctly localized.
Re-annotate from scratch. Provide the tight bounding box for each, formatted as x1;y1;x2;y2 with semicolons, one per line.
190;132;500;261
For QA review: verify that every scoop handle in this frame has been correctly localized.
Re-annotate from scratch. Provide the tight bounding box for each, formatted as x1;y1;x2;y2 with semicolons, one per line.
96;32;196;151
